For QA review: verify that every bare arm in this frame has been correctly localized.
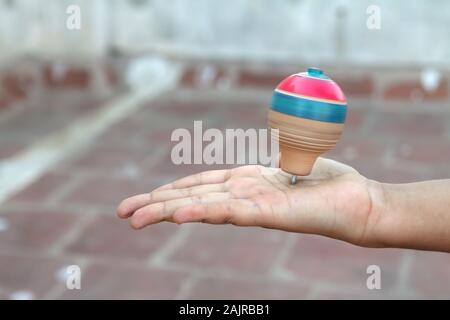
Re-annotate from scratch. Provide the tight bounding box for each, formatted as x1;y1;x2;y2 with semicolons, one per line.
371;180;450;252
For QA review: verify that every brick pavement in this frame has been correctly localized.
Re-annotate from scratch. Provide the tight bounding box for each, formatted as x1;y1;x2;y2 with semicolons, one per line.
0;61;449;299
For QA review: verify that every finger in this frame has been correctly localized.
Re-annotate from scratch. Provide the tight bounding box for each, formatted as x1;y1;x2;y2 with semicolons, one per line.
313;157;358;176
154;169;232;191
117;184;226;219
117;194;151;218
173;199;261;226
130;192;232;229
150;183;225;204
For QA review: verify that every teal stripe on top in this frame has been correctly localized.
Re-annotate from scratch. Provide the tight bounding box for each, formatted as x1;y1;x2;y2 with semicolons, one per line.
270;91;347;123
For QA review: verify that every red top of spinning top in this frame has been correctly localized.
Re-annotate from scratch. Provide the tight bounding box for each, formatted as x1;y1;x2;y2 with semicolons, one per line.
276;68;346;103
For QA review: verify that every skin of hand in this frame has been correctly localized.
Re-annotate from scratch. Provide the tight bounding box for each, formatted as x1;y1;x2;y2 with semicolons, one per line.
117;158;388;248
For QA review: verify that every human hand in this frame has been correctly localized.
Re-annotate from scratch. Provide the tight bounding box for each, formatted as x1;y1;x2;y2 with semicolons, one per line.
117;158;385;247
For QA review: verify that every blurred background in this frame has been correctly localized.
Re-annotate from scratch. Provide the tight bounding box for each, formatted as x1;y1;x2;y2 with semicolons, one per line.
0;0;449;299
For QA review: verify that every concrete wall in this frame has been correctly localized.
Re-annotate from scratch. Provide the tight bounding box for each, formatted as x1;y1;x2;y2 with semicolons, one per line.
0;0;449;66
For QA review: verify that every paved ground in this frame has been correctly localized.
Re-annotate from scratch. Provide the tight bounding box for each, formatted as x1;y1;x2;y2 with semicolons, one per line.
0;61;449;299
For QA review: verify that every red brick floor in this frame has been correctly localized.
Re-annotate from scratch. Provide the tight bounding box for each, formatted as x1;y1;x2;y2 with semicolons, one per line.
0;90;113;161
1;73;450;299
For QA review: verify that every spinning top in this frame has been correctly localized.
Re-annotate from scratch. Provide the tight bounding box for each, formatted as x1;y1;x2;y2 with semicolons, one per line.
268;68;347;179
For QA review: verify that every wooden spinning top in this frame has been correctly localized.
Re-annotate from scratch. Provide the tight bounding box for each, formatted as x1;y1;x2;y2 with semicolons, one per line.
268;68;347;176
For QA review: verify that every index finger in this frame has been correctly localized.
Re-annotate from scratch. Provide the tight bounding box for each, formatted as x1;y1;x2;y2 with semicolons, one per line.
155;169;232;191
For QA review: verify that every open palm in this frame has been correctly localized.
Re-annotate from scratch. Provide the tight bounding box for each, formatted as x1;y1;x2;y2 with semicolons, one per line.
117;158;379;246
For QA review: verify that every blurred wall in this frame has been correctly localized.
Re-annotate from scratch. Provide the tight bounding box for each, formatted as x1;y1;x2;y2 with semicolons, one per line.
0;0;449;66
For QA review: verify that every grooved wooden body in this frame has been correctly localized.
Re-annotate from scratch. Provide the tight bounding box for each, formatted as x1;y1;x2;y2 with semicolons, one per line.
268;109;345;175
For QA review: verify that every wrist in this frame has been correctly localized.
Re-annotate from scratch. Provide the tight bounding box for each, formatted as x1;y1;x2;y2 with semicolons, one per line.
363;179;392;247
365;181;413;248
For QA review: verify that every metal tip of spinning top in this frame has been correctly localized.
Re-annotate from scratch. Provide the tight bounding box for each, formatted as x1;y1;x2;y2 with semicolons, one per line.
290;175;298;185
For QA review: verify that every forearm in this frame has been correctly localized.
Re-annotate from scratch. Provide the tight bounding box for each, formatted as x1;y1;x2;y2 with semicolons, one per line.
370;180;450;252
